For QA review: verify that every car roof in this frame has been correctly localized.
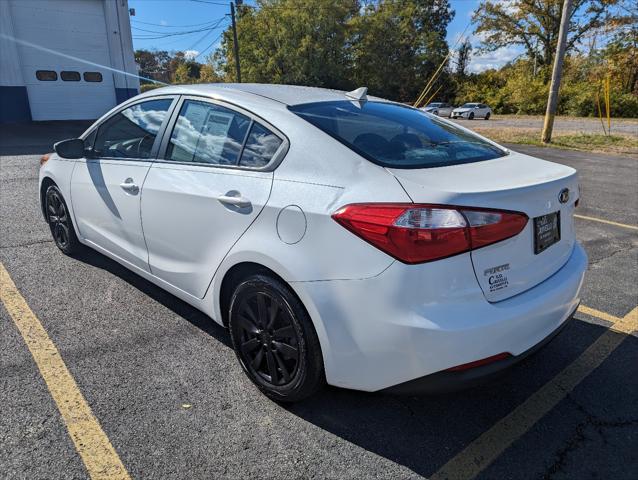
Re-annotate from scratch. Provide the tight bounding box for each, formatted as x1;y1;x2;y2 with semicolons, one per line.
139;83;387;107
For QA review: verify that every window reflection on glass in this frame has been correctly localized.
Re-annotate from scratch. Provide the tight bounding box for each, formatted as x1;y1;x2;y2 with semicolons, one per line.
94;99;173;159
290;101;506;169
167;100;250;165
240;123;283;168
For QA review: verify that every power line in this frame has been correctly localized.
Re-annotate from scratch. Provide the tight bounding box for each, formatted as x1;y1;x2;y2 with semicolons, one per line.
189;0;229;5
188;19;230;52
131;19;225;35
132;19;224;28
195;30;226;59
132;18;228;40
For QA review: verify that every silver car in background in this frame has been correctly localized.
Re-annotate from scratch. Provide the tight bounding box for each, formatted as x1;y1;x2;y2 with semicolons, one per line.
421;102;453;117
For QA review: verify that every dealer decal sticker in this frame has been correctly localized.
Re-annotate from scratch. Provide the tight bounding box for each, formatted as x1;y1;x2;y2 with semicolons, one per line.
484;263;510;293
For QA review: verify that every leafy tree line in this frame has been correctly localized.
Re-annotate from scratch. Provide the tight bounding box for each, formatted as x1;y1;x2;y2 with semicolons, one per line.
136;0;637;117
213;0;454;102
461;0;637;116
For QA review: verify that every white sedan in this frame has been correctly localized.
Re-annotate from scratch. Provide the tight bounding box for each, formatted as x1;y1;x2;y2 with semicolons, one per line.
420;102;453;117
39;84;586;401
452;102;492;120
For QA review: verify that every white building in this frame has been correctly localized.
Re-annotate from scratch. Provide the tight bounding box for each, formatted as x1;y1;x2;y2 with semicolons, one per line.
0;0;139;122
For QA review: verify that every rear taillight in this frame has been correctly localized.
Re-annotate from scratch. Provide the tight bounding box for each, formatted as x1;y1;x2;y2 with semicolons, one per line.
332;203;528;264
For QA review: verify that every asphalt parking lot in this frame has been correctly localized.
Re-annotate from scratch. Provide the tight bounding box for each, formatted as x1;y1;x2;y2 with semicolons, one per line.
1;122;637;479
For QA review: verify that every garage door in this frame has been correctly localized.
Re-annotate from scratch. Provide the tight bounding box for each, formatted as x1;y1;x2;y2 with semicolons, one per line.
10;0;117;121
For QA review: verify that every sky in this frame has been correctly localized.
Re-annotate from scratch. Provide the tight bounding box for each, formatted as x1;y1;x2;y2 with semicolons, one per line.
128;0;522;73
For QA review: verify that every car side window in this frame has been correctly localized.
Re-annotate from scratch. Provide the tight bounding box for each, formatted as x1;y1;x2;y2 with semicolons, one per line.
94;98;173;159
166;100;251;166
239;123;283;168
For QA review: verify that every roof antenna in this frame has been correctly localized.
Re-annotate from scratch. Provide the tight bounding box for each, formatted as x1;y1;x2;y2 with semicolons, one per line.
345;87;368;102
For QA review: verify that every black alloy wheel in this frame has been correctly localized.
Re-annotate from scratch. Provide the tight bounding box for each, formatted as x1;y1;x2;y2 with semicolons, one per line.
46;185;80;255
469;112;475;120
229;274;324;402
485;112;491;120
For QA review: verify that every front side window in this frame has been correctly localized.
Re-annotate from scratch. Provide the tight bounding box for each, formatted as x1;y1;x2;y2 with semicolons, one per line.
166;100;252;166
289;101;507;169
94;98;173;159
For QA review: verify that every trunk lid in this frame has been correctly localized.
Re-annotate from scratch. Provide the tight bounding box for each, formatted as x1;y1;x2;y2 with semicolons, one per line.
388;151;579;302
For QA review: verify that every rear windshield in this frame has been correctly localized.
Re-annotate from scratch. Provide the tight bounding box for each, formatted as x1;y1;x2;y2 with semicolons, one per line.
289;101;506;169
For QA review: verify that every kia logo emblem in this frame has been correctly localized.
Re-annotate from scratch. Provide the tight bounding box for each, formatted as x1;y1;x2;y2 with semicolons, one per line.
558;188;570;204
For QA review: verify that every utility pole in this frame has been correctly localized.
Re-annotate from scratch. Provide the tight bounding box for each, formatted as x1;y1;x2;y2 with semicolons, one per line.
230;1;241;83
541;0;573;143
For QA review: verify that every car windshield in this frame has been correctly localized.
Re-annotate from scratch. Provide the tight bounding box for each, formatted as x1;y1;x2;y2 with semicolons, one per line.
289;101;507;169
461;103;479;108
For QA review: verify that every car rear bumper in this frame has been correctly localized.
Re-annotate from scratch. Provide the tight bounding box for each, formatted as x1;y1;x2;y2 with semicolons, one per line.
292;242;587;392
381;304;577;395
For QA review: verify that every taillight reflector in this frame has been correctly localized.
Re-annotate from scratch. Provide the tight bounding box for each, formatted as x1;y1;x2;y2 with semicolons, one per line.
332;203;528;264
446;352;512;371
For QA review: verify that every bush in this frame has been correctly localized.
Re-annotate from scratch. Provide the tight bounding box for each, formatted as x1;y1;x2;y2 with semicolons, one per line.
140;83;164;93
611;93;638;118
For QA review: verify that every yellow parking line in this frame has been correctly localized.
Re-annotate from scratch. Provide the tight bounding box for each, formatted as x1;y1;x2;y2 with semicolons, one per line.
578;304;620;324
431;305;638;480
574;214;638;231
0;263;131;480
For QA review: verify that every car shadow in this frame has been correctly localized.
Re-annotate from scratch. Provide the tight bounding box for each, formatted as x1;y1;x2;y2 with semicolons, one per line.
283;323;638;477
71;247;637;477
73;247;231;349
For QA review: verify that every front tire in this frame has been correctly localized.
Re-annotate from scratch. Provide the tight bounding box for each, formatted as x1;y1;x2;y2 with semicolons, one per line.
469;112;475;120
45;185;81;255
228;274;325;402
485;112;491;120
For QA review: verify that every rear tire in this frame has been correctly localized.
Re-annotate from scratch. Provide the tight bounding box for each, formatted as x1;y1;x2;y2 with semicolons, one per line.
45;185;81;255
228;274;325;402
485;112;491;120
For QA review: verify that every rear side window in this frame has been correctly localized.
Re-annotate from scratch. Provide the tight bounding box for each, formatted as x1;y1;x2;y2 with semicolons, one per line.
94;98;173;159
60;71;80;81
166;100;251;165
36;70;57;81
289;101;506;168
239;123;283;168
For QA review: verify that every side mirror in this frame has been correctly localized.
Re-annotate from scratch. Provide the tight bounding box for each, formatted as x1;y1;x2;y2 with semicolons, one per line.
54;138;86;159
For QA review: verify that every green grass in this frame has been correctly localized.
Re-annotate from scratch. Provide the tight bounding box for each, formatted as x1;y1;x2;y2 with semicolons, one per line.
472;128;638;155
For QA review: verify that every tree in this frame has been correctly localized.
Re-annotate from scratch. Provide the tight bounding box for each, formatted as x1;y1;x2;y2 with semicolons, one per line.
173;63;192;84
473;0;620;68
218;0;359;88
349;0;454;101
455;39;472;77
199;63;222;83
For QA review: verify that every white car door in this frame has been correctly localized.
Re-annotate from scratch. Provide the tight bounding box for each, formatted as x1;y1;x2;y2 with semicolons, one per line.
70;96;177;271
141;97;288;298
